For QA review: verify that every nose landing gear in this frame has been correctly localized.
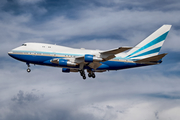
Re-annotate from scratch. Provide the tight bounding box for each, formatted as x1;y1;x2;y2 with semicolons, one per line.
27;68;31;73
26;63;31;73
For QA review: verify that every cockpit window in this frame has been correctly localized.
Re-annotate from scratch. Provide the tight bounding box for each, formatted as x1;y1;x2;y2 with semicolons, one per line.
22;44;27;46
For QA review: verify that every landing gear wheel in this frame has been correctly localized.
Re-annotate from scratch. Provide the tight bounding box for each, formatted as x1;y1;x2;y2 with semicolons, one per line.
80;70;84;76
92;73;95;78
88;73;92;77
83;76;86;80
27;68;31;73
81;73;84;76
79;70;86;79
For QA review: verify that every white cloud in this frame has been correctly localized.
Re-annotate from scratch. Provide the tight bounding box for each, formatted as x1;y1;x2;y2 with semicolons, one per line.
1;6;180;55
0;59;180;120
17;0;43;5
1;0;180;119
21;8;180;51
74;98;180;120
163;28;180;51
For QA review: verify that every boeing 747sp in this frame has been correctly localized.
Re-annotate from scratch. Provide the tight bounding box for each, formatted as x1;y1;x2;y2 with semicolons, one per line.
8;25;171;79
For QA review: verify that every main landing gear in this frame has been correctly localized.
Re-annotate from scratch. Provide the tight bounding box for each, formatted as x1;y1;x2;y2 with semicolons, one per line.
79;70;86;80
79;70;96;80
87;69;96;79
26;63;31;73
88;72;95;78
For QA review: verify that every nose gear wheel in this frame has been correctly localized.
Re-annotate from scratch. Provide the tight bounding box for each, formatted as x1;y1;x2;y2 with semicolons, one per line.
26;63;31;73
27;68;31;73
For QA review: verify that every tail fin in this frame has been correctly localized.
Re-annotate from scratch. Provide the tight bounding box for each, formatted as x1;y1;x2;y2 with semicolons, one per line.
126;25;171;60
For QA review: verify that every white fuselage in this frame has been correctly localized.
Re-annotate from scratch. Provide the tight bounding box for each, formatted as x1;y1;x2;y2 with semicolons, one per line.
10;43;127;59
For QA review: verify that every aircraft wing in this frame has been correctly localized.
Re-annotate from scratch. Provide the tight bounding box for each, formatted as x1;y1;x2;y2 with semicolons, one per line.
74;46;132;62
100;47;132;61
51;47;132;70
72;46;132;69
100;47;132;55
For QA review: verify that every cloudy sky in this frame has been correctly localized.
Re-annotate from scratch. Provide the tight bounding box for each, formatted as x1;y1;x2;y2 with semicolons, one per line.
1;0;180;120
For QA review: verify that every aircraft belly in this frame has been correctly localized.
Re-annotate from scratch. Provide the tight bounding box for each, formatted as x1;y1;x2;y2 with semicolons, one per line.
9;54;53;63
101;61;138;70
9;53;150;70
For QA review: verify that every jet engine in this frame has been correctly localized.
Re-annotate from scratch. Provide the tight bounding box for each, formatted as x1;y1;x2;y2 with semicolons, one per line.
62;68;78;73
84;54;103;62
62;68;70;73
51;59;77;67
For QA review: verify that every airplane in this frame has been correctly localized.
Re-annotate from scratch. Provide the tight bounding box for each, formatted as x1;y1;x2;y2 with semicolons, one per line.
8;25;171;79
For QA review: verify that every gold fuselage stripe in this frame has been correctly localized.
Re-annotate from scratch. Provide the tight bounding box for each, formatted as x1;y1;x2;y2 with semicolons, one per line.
9;52;135;63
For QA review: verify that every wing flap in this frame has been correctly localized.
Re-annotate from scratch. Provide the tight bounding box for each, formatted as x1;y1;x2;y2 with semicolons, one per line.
88;62;102;70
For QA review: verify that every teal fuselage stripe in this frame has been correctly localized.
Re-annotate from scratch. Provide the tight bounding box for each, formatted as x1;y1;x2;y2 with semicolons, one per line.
129;31;169;57
129;47;161;58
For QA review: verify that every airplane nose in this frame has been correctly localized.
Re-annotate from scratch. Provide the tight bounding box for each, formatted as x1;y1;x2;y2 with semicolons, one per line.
8;51;13;57
8;51;19;60
8;51;12;54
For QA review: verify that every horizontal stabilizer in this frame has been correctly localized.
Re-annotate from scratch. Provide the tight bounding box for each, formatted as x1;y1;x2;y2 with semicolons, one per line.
135;53;167;63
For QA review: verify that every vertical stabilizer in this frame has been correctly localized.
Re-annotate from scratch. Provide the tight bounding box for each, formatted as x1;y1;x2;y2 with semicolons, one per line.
126;25;171;60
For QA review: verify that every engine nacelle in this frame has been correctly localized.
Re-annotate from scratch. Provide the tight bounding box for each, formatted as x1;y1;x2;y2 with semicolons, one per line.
62;68;70;73
62;68;79;73
59;59;77;66
84;54;93;62
84;54;103;62
51;59;77;67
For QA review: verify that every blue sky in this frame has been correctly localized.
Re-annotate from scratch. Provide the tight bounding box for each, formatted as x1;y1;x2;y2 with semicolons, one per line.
1;0;180;120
